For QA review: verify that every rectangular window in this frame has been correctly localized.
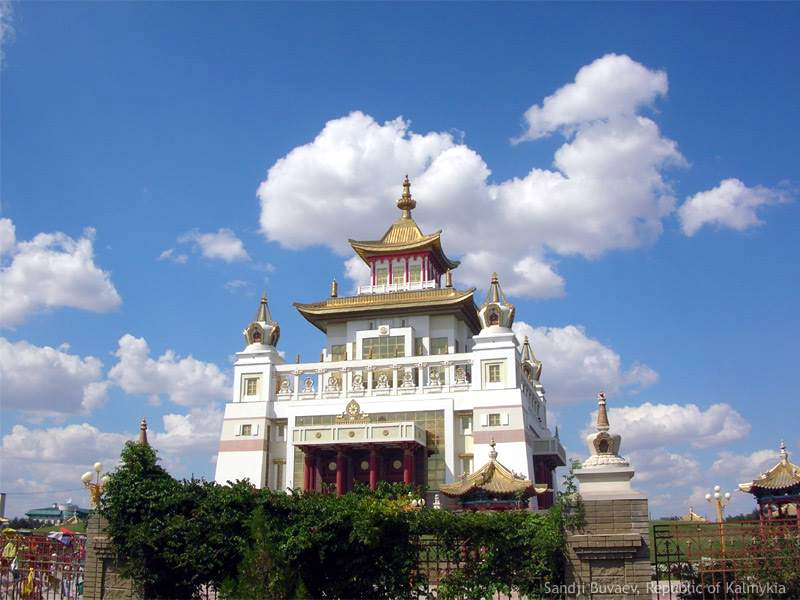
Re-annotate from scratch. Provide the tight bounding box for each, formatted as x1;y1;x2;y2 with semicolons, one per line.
362;335;405;359
244;377;259;396
274;462;284;490
430;337;449;355
454;340;460;353
392;264;405;284
460;455;473;477
488;413;501;427
409;264;422;282
460;415;473;435
331;344;347;361
375;267;388;285
276;424;285;439
240;423;252;436
414;337;425;356
488;364;501;383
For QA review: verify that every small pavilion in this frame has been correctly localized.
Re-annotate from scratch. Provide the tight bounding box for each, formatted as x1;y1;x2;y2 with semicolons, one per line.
738;440;800;523
439;440;548;510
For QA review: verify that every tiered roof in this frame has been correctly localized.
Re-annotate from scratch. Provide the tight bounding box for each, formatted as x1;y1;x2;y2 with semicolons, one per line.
439;441;548;499
347;176;460;271
738;441;800;494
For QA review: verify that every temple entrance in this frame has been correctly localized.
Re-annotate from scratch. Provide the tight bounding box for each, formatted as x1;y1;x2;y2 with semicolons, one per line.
301;444;427;495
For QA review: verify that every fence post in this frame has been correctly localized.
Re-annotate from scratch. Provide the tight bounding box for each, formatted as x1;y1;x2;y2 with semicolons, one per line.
84;511;142;600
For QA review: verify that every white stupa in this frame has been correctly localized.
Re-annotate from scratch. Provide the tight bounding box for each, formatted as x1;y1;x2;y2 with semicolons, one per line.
574;392;644;500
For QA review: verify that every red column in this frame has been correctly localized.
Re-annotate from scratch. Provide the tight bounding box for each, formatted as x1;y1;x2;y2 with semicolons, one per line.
336;450;347;496
369;447;379;491
304;452;315;491
403;446;413;485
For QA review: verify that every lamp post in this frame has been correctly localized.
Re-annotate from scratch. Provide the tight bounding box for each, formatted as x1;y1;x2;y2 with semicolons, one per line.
705;485;731;552
81;462;110;507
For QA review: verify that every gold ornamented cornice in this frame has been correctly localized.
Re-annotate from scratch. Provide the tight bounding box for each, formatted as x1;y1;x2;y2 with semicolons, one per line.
294;287;480;333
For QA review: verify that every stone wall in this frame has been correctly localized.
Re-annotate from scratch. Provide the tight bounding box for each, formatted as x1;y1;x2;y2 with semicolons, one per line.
84;512;142;600
565;497;651;599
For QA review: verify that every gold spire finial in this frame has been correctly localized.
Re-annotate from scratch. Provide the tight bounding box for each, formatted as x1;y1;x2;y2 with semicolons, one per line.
255;293;270;322
445;269;453;288
596;392;610;431
489;437;498;460
330;277;338;298
397;175;416;217
138;418;149;446
780;440;788;464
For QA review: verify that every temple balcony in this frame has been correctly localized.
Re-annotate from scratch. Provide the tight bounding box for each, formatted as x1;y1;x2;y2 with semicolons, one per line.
292;420;427;449
357;279;437;295
273;353;474;401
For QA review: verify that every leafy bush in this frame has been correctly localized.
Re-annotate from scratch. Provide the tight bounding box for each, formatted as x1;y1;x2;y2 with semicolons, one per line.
100;442;569;599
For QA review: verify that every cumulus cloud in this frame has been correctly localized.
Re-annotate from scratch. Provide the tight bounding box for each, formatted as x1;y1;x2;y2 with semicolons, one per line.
512;321;658;404
0;410;223;517
0;0;13;68
0;337;109;415
515;53;668;140
108;334;230;407
588;402;751;451
256;55;688;297
678;178;789;236
177;228;250;262
628;449;700;487
0;220;122;328
710;447;782;481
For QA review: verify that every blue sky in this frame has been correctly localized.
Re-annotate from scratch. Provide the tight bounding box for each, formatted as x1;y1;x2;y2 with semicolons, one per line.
1;2;798;518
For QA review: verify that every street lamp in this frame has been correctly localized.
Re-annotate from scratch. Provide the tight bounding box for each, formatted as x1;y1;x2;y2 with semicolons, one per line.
81;461;110;506
705;484;732;553
704;485;732;523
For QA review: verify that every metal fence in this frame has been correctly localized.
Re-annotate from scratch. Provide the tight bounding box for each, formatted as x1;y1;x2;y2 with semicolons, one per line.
0;534;86;599
651;518;800;600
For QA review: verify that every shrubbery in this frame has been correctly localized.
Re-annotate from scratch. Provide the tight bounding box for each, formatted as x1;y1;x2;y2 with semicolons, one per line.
100;442;570;599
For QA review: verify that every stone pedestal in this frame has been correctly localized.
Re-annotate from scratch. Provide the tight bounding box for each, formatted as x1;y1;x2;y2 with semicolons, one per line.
84;512;142;600
565;495;651;599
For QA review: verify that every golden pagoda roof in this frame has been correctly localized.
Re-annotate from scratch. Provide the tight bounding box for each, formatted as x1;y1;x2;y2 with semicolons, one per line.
739;441;800;493
439;441;548;498
348;177;460;271
294;287;480;334
679;507;707;522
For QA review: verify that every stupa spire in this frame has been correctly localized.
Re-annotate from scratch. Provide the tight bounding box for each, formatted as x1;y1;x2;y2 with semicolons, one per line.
596;392;610;431
396;175;416;218
138;418;149;446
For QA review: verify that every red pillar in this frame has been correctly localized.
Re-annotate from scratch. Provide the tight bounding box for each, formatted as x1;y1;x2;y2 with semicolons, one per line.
403;446;414;485
304;452;315;491
369;447;379;491
336;450;347;496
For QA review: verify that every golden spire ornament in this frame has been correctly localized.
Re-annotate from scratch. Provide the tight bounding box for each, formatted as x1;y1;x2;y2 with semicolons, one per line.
397;175;416;217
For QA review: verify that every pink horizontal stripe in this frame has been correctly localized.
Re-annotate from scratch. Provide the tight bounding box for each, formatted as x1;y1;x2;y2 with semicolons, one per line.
473;429;525;444
219;439;268;452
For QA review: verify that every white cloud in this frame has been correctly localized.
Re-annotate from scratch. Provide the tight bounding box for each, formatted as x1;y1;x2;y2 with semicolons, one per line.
0;337;109;415
0;221;122;328
108;334;230;407
678;178;788;236
710;447;780;482
515;53;668;140
256;55;686;297
177;228;250;262
591;402;750;451
0;0;13;68
512;321;658;404
0;218;15;255
158;248;189;264
628;449;700;487
0;411;223;518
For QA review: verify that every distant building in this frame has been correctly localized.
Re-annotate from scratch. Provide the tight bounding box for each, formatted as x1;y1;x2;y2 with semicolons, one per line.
25;501;90;525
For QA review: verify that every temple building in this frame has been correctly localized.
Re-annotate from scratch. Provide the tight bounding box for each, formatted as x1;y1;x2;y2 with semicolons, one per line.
214;177;565;507
739;441;800;522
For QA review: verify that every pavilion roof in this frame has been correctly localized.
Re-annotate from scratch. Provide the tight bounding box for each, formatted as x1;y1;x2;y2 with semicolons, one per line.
439;441;548;498
738;441;800;493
